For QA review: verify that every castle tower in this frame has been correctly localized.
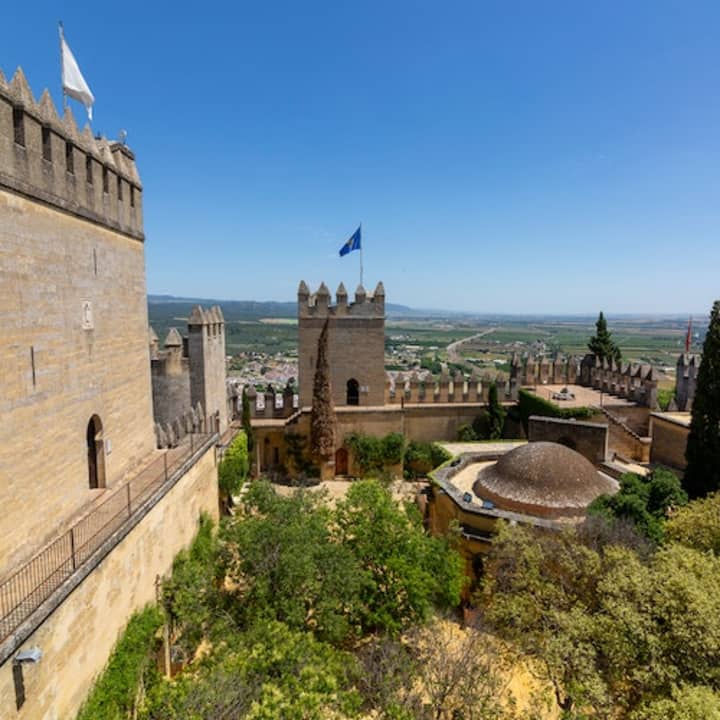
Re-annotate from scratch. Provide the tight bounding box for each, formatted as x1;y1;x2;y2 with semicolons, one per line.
188;305;228;433
0;67;154;566
298;279;386;407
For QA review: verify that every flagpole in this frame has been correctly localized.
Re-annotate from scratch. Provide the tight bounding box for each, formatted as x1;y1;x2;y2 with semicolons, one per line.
360;222;363;288
58;21;67;111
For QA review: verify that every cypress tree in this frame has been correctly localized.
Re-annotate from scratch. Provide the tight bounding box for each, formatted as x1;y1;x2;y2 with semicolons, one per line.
310;319;336;460
241;386;255;455
588;311;622;363
684;300;720;498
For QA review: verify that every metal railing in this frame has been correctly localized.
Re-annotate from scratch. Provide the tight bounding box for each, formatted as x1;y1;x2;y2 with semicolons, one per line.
0;432;215;645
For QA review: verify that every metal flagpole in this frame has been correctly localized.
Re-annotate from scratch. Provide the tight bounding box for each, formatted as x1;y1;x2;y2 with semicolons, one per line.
58;21;68;111
360;223;363;288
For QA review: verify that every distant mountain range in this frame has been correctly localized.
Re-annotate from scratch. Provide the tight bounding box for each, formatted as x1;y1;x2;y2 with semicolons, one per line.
148;295;707;325
147;294;437;319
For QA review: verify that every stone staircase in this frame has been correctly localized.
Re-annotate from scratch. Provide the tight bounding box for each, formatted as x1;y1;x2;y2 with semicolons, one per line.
594;406;651;462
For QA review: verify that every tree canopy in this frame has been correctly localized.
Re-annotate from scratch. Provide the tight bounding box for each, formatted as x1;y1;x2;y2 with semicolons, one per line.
588;311;622;363
478;521;720;718
588;468;687;543
684;299;720;497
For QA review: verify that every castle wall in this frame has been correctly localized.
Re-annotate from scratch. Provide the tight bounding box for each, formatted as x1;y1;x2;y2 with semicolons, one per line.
649;413;690;471
0;187;155;568
151;352;191;428
528;416;608;465
254;403;501;476
0;443;219;720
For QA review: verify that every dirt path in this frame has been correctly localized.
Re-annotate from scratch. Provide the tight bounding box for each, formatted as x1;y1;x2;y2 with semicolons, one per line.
446;328;496;366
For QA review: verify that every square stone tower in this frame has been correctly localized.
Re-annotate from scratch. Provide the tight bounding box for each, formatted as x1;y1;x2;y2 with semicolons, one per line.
0;68;155;567
188;305;228;433
298;280;386;407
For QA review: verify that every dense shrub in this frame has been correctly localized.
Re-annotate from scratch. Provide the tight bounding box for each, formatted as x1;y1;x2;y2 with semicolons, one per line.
76;605;163;720
588;468;687;543
404;441;451;479
345;432;405;478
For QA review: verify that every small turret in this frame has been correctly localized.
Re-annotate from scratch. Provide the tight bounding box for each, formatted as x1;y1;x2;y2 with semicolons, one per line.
355;284;366;303
336;282;348;307
373;281;385;311
164;327;183;348
316;282;330;310
298;280;310;301
187;305;207;326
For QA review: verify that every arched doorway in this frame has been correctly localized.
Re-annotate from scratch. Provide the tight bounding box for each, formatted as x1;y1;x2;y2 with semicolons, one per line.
86;415;106;489
335;447;348;476
346;378;359;406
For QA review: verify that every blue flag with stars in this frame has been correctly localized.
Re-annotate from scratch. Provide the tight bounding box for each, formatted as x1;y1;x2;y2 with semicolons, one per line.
339;226;361;257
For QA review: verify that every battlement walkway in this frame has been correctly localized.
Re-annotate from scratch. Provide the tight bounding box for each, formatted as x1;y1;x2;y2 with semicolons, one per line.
0;431;216;662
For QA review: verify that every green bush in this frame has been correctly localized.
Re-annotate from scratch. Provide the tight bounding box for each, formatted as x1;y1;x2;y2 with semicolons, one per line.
588;468;687;543
218;430;249;503
404;441;451;479
657;387;675;412
76;605;163;720
345;432;406;478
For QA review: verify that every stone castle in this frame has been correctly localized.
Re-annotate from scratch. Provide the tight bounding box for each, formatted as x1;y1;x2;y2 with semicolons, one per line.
149;305;228;446
0;67;226;718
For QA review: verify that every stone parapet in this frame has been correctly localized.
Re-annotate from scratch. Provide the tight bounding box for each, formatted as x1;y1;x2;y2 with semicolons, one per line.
0;68;143;241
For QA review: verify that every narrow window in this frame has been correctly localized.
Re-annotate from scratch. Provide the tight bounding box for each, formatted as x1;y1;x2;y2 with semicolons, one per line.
130;185;135;207
93;248;97;275
42;127;52;161
117;176;123;201
102;167;109;194
65;142;74;174
86;155;93;185
13;108;25;147
30;346;36;387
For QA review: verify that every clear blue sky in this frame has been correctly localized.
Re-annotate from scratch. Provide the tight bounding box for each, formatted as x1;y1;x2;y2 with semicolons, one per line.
3;2;719;314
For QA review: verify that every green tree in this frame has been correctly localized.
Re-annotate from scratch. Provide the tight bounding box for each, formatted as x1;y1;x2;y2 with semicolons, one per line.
588;468;687;543
161;514;224;656
403;441;451;479
472;383;506;440
219;481;362;644
310;319;336;465
218;430;249;509
141;621;361;720
241;386;255;456
684;300;720;497
630;685;720;720
588;311;622;363
478;522;720;717
334;480;465;635
77;606;163;720
666;490;720;555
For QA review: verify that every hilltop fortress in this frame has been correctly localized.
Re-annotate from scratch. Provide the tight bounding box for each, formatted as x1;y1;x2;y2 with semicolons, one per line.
0;68;226;718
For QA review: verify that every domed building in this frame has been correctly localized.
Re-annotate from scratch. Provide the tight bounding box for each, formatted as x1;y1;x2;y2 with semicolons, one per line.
471;442;617;519
426;440;619;588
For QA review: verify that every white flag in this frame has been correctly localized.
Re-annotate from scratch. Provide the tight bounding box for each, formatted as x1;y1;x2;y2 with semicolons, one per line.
61;33;95;121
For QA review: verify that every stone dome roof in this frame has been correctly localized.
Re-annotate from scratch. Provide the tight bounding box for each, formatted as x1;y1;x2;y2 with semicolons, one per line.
472;442;617;518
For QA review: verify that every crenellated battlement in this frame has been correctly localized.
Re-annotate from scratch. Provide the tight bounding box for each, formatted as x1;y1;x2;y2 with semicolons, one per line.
297;280;385;318
149;305;228;443
0;67;143;240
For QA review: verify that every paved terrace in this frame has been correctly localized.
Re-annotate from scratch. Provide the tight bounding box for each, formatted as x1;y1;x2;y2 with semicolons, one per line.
524;384;637;408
